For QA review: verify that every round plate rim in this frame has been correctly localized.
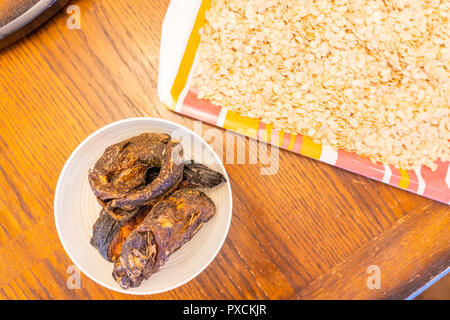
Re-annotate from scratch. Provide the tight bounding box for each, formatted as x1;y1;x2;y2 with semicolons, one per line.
54;117;233;295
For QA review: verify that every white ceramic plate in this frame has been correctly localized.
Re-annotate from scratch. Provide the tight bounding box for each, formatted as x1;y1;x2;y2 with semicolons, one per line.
54;118;233;295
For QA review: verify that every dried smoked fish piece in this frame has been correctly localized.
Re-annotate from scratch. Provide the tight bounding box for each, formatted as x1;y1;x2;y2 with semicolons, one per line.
88;133;184;213
90;207;149;262
180;161;227;189
96;198;139;221
90;163;226;262
112;188;216;289
94;160;226;221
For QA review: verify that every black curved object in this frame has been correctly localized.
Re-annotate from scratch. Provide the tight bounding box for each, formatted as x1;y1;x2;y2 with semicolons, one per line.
0;0;70;51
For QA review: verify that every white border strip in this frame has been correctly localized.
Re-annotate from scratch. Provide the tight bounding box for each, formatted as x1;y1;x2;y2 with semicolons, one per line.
217;108;227;127
414;167;426;195
445;164;450;189
158;0;203;107
320;145;338;165
382;164;392;183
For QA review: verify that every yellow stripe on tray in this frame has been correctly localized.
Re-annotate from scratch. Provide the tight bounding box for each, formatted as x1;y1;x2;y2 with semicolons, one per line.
223;111;260;139
170;0;212;106
262;123;273;144
300;136;322;160
398;169;410;189
277;130;285;147
287;134;297;151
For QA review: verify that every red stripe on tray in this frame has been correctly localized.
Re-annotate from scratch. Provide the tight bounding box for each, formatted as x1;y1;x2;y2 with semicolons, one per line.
335;150;385;182
257;121;266;141
271;129;280;146
421;160;450;203
181;90;221;125
292;134;302;153
389;166;401;187
281;132;291;149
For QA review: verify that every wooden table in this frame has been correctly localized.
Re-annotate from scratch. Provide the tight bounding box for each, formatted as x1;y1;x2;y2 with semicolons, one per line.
0;0;448;300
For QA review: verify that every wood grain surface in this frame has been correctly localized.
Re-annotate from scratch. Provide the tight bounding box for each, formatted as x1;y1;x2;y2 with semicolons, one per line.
0;0;448;300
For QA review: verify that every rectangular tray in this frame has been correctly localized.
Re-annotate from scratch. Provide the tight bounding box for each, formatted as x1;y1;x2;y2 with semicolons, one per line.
158;0;450;204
